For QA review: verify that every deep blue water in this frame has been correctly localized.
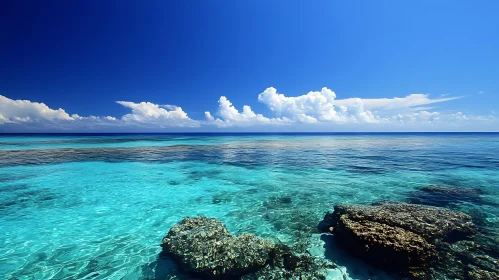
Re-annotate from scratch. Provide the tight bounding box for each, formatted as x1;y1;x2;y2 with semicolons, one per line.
0;133;498;279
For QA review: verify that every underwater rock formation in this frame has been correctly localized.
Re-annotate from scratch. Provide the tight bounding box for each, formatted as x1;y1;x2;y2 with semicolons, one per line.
242;243;337;280
422;185;483;196
325;203;476;241
437;239;499;280
321;203;477;278
407;185;485;207
161;216;274;279
162;216;337;279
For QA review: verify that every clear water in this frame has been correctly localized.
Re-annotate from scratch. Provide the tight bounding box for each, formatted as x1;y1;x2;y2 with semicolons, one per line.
1;133;498;279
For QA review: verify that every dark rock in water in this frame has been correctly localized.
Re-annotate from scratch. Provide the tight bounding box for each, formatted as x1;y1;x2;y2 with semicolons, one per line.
162;216;336;279
439;239;499;280
407;185;485;207
333;216;437;268
161;216;274;279
282;253;300;270
262;195;293;210
467;266;499;280
243;243;337;280
321;203;477;278
422;185;484;196
326;203;476;242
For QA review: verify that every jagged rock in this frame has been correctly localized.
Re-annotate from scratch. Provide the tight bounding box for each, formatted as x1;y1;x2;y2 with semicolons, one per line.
334;216;437;268
325;203;476;242
162;217;338;279
322;203;477;277
467;266;499;280
243;248;337;280
449;240;499;279
161;217;275;279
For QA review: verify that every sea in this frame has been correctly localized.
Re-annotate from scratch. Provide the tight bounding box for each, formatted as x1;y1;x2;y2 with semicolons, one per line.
0;133;498;279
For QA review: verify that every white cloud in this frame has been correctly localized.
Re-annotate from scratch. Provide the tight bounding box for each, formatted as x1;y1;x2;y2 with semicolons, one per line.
258;87;343;121
0;95;198;130
335;94;460;111
116;101;198;127
204;96;290;127
257;87;386;123
0;95;74;124
257;87;460;124
204;111;215;121
0;88;495;131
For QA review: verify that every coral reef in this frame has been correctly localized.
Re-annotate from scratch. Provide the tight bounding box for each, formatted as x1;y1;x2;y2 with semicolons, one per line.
321;202;477;278
407;185;485;206
435;239;499;279
161;217;274;279
161;216;337;279
242;243;337;280
325;203;476;241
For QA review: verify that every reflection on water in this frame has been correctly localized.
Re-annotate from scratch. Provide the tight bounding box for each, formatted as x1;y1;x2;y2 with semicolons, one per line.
0;134;498;279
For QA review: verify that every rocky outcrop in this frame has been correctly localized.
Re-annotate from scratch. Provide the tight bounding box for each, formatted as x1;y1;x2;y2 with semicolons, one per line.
161;216;274;279
161;216;337;279
326;203;476;241
468;267;499;280
334;217;437;269
321;203;477;277
242;243;337;280
442;239;499;280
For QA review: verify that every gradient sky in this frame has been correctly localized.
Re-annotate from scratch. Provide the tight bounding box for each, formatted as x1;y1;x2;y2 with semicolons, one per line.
1;0;498;132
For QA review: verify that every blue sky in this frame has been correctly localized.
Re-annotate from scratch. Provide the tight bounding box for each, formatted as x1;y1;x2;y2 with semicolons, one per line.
0;0;498;132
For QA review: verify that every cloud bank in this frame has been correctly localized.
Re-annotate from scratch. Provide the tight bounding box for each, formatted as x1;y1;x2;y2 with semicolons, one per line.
0;87;496;131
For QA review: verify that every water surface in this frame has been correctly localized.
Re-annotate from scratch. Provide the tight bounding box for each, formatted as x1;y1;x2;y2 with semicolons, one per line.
1;133;498;279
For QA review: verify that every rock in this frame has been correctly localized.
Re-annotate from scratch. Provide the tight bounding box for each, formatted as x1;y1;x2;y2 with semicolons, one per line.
327;203;476;242
333;216;437;268
243;248;337;280
262;195;293;210
407;185;485;207
161;216;275;279
422;185;483;196
467;267;499;280
322;203;477;277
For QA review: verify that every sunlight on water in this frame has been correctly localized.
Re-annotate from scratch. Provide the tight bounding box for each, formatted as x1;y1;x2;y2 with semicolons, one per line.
0;134;498;279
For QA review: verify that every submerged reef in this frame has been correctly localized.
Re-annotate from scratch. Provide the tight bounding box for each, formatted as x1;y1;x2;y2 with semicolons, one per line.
161;217;273;278
321;203;477;278
407;185;486;207
161;216;336;279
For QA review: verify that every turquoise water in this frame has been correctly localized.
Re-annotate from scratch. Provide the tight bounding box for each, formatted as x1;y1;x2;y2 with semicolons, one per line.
1;133;498;279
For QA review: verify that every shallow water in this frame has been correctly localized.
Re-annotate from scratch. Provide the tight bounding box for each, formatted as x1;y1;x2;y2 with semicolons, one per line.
1;133;498;279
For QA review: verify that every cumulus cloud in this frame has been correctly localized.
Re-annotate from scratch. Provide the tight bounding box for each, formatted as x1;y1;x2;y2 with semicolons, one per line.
0;95;74;124
257;87;461;124
0;95;197;130
0;88;495;131
257;87;385;124
204;96;290;127
258;87;340;121
116;101;198;127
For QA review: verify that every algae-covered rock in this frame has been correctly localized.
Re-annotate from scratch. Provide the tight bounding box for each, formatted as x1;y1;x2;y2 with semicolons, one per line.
321;202;477;277
161;216;274;279
467;266;499;280
333;216;437;268
242;243;337;280
328;203;476;242
162;216;338;279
